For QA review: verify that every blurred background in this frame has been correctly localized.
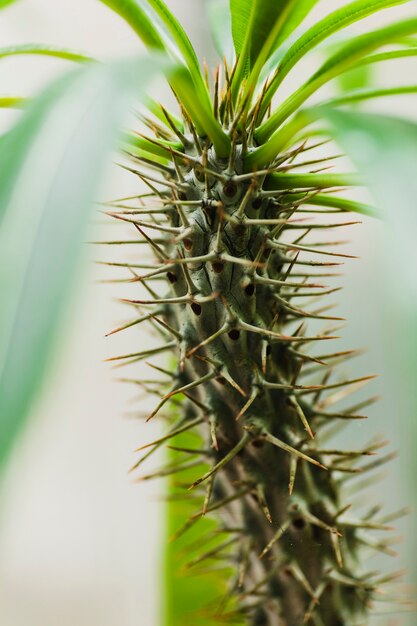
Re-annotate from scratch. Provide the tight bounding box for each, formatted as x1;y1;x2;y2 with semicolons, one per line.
0;1;416;625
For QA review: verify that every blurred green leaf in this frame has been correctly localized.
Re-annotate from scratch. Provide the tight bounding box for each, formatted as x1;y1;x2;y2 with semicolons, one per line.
144;0;208;96
0;0;20;8
99;0;229;155
321;106;417;590
0;96;25;107
322;108;417;276
164;430;230;626
327;84;417;106
99;0;165;48
0;56;167;469
335;64;373;93
206;0;234;62
0;44;94;62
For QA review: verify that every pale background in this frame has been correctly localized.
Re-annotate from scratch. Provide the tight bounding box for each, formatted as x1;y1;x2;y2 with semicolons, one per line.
0;2;416;625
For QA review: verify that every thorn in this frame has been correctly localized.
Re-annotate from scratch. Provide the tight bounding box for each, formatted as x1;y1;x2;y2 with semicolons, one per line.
259;520;290;559
235;387;259;421
246;426;327;470
209;415;219;451
289;456;298;495
256;484;273;524
202;475;215;516
163;371;216;400
189;433;251;490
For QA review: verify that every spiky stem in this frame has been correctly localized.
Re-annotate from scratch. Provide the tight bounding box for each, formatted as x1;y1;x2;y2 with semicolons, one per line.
104;67;403;626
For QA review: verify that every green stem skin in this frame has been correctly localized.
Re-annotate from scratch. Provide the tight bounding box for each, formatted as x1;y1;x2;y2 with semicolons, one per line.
160;189;363;626
116;126;395;626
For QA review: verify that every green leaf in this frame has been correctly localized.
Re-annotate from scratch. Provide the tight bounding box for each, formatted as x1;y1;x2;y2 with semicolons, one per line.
0;44;94;62
163;432;227;626
321;108;417;224
0;96;25;107
99;0;165;48
288;193;376;217
335;64;373;94
265;171;362;191
258;16;417;142
170;67;231;157
272;0;321;51
230;0;251;59
144;0;207;93
320;111;417;587
238;0;320;110
124;131;182;159
231;0;318;102
0;0;20;8
259;0;410;119
99;0;230;155
326;84;417;107
364;47;417;64
206;0;234;63
0;56;167;470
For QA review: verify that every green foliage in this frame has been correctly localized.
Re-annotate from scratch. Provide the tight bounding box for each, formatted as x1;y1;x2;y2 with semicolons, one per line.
3;0;417;624
322;108;417;264
206;0;233;62
258;15;417;142
322;106;417;591
0;44;94;62
0;0;19;8
258;0;411;121
230;0;320;102
230;0;319;72
99;0;165;48
99;0;230;155
164;431;226;626
0;57;167;470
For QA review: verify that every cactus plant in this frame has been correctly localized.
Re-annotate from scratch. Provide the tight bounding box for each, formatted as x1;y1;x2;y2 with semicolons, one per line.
95;1;417;624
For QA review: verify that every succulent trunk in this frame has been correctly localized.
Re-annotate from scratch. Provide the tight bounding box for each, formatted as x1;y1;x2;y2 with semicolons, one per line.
112;124;397;624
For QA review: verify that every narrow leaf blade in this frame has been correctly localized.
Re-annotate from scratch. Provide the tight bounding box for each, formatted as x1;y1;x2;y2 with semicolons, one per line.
0;57;166;469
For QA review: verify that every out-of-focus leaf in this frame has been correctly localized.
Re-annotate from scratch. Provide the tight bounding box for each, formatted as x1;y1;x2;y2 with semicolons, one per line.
336;64;373;93
164;429;230;626
0;0;20;8
206;0;234;62
0;44;94;62
327;84;417;106
144;0;208;96
322;108;417;287
0;56;168;469
0;96;25;107
99;0;229;155
321;106;417;588
99;0;165;48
